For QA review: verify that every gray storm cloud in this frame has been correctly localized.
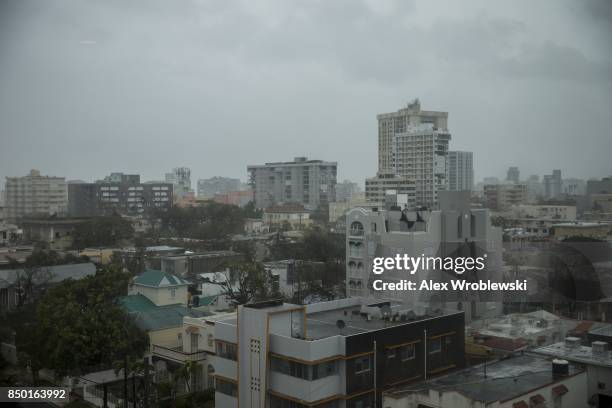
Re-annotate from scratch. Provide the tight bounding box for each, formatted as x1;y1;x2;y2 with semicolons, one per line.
0;0;610;184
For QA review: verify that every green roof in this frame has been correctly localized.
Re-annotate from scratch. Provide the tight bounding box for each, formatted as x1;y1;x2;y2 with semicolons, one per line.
120;293;157;312
133;270;190;288
198;295;218;306
121;294;209;331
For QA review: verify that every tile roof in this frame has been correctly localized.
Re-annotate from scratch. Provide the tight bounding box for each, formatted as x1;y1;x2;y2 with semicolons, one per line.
133;270;190;287
121;294;209;331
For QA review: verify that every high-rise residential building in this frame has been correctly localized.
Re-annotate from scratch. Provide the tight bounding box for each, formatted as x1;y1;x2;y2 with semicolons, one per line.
335;179;362;202
365;172;416;207
247;157;337;210
543;169;562;200
165;167;191;199
68;173;173;216
506;166;520;183
447;151;474;192
197;177;241;198
4;169;67;219
377;99;451;207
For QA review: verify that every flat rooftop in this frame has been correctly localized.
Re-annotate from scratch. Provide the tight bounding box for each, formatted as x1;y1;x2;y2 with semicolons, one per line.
305;301;458;340
535;341;612;368
385;354;582;403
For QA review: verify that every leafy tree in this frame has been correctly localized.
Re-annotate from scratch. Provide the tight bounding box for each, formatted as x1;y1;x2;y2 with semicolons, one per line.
153;203;246;240
35;266;148;376
72;216;135;249
243;200;263;219
215;261;281;306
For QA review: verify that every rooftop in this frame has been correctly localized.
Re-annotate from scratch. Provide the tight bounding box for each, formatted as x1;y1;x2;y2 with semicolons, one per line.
535;341;612;368
121;293;209;331
0;262;96;287
385;354;582;403
132;270;190;288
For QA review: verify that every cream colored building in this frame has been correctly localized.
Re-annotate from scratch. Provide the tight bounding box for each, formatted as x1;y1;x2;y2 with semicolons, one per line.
4;169;67;219
510;204;577;220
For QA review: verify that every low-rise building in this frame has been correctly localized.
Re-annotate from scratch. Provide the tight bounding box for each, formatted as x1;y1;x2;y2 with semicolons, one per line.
383;354;586;408
121;269;209;390
0;262;96;313
19;217;90;250
552;222;610;241
263;203;312;231
263;259;325;300
510;204;577;220
160;250;244;280
535;337;612;407
213;190;254;207
212;297;465;408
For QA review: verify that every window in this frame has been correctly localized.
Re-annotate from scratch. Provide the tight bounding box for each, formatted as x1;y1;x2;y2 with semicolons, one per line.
429;338;441;354
400;344;415;361
215;378;237;397
216;341;237;360
354;356;371;374
270;357;338;381
350;221;364;236
207;334;214;347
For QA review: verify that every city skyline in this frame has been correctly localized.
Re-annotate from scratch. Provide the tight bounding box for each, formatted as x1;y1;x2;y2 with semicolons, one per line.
1;0;611;185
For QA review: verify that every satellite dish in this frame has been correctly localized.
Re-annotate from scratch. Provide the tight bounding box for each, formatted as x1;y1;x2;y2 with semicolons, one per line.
336;320;346;331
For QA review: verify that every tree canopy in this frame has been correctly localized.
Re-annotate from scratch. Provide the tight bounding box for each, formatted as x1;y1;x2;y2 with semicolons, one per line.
72;216;135;249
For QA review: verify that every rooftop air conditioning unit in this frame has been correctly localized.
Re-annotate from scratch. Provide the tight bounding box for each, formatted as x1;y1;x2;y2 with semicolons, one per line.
564;337;581;349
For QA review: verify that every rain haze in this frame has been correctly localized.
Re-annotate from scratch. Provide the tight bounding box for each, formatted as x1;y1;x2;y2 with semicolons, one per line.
1;0;611;185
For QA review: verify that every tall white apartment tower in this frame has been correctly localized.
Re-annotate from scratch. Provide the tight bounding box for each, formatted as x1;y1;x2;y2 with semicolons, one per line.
447;151;474;192
377;99;451;207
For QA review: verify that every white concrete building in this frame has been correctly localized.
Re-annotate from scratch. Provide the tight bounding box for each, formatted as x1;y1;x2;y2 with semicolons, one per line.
383;354;586;408
212;297;465;408
535;337;612;407
345;191;503;322
4;169;67;219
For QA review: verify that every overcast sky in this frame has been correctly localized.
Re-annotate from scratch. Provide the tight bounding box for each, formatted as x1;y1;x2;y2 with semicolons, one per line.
1;0;611;188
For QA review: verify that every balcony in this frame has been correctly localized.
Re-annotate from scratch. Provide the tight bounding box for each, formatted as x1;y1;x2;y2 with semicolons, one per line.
152;344;207;364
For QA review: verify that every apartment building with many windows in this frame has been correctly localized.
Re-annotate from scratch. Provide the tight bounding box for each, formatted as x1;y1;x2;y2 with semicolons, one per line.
212;297;465;408
447;151;473;192
248;157;337;210
4;169;67;219
68;173;173;216
377;100;451;208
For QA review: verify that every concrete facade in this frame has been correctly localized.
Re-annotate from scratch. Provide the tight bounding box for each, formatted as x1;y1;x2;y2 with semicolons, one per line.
4;169;67;219
447;151;474;192
377;100;451;207
248;157;337;210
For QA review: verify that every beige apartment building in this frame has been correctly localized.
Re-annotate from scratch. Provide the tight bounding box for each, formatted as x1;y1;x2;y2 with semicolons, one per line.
4;169;67;219
377;99;451;207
